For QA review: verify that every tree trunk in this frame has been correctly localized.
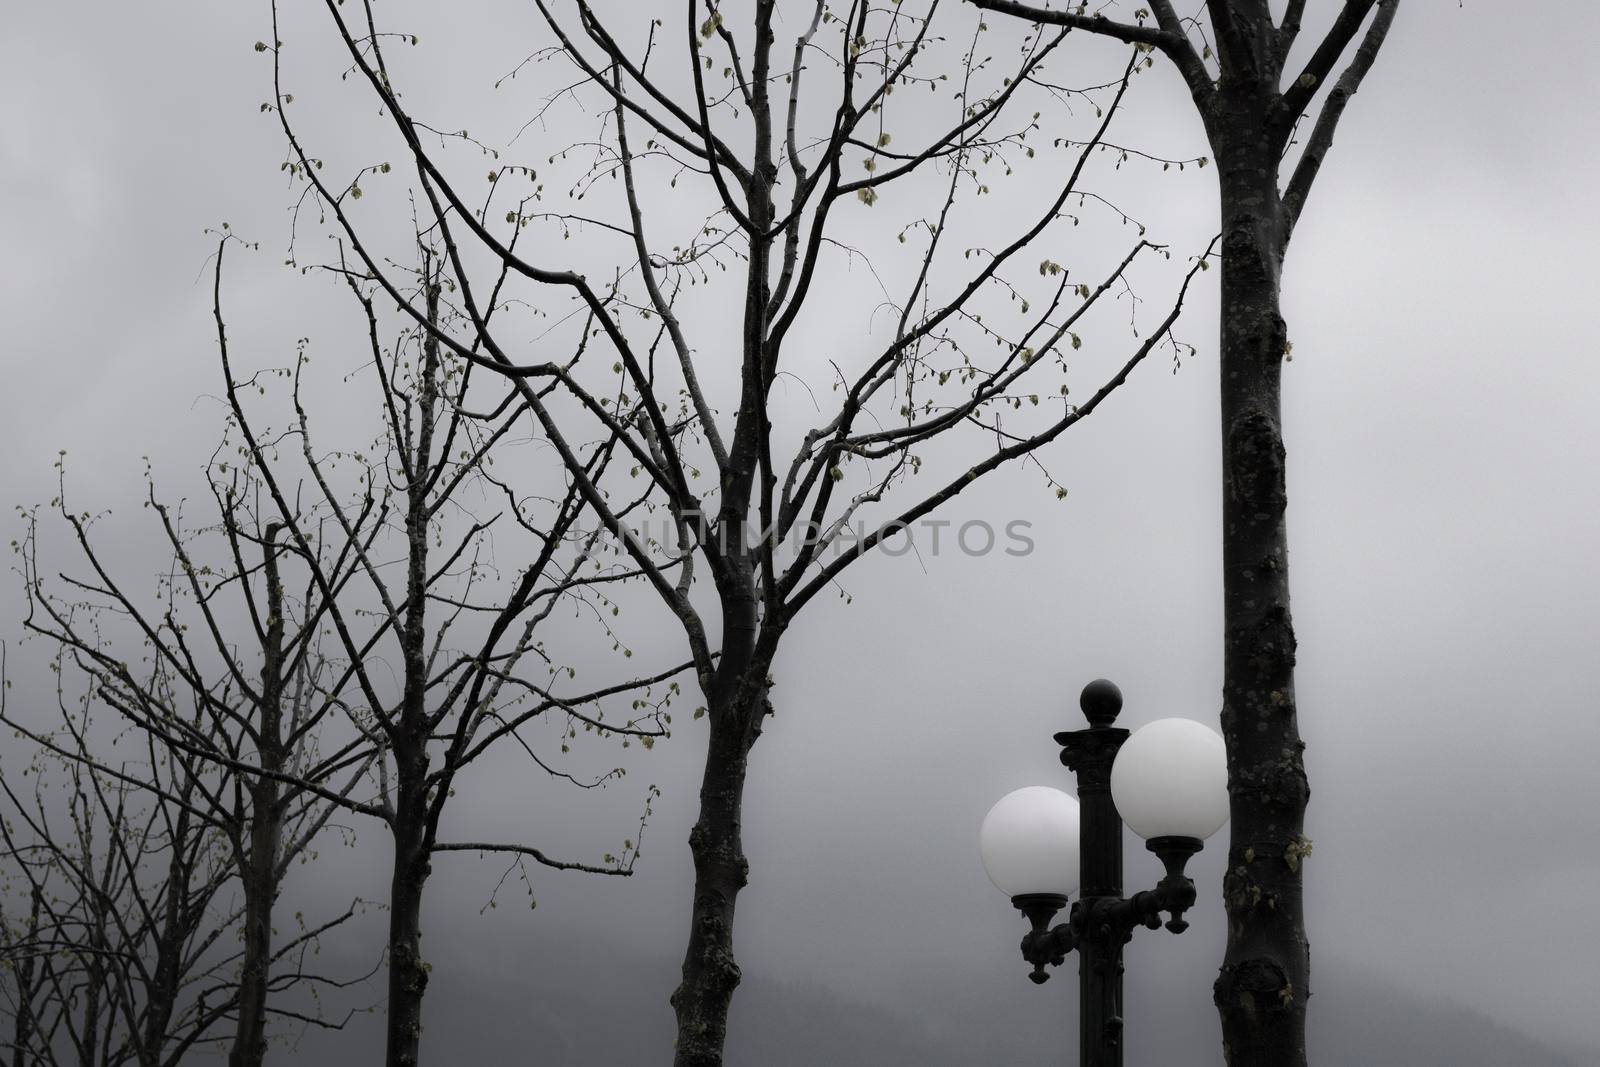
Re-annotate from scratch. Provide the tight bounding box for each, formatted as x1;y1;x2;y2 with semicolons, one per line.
232;525;287;1067
230;779;281;1067
385;782;432;1067
1208;112;1311;1066
78;911;103;1067
385;281;438;1067
140;813;193;1067
670;707;757;1067
12;889;42;1067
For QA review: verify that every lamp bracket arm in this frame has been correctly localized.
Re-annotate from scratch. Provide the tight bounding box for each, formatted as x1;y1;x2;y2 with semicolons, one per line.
1020;922;1077;984
1114;874;1197;937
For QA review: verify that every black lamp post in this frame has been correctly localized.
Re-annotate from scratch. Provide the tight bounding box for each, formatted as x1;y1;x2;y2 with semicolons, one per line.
980;679;1229;1067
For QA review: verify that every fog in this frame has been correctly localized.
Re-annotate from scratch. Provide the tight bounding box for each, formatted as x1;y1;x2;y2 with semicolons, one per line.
3;1;1598;1063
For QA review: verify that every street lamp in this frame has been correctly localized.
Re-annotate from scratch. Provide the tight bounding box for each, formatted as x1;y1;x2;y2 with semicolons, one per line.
979;679;1228;1066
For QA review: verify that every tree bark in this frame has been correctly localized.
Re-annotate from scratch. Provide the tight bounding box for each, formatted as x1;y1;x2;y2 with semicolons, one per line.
385;278;439;1067
670;698;759;1067
1207;99;1311;1067
231;527;288;1067
140;813;193;1067
230;777;282;1067
385;781;432;1067
12;889;42;1067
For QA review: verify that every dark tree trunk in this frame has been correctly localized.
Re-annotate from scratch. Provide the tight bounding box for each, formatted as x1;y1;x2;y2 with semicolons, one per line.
232;527;287;1067
12;889;42;1067
77;915;102;1067
1207;99;1311;1067
230;777;282;1067
384;279;439;1067
140;815;193;1067
670;579;770;1067
670;710;756;1067
384;780;432;1067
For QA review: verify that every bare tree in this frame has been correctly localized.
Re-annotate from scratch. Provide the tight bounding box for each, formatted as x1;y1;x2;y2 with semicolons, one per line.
8;235;687;1067
260;1;1215;1062
964;1;1402;1062
12;464;373;1067
0;664;359;1067
187;238;684;1067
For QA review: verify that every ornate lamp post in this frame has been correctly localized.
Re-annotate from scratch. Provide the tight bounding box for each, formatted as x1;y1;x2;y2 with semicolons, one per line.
979;679;1228;1066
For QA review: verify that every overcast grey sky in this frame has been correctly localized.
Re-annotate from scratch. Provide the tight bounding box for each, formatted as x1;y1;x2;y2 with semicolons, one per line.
4;1;1599;1063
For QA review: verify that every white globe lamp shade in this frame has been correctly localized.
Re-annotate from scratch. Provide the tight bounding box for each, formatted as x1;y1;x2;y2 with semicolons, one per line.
979;786;1080;898
1110;718;1229;841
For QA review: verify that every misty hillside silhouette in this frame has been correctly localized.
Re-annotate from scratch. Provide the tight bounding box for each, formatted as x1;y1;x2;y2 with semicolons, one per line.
277;927;1590;1065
